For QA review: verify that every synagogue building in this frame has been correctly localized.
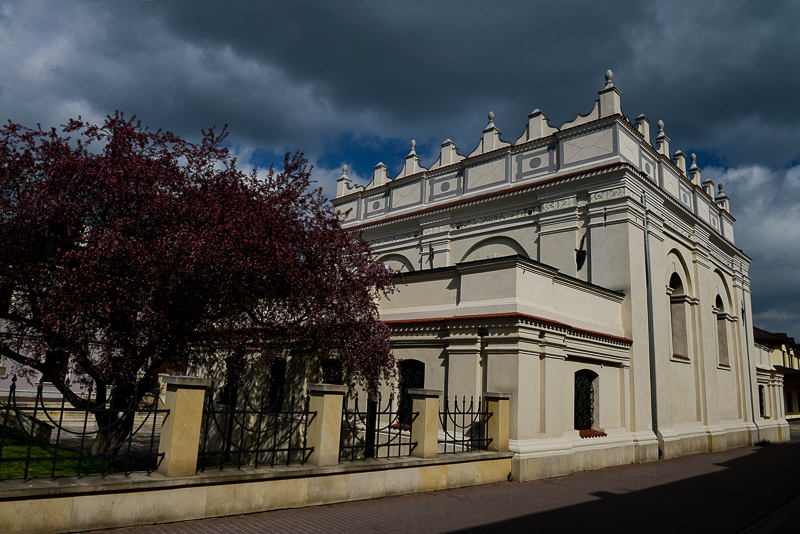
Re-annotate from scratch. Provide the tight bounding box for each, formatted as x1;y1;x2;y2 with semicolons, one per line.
332;71;789;481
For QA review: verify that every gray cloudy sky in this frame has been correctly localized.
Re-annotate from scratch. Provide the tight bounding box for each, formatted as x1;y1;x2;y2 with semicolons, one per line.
1;0;799;338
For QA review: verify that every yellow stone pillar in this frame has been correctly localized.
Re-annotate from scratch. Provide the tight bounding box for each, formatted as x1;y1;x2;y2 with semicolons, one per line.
408;388;442;459
157;376;211;478
306;383;348;467
484;392;511;452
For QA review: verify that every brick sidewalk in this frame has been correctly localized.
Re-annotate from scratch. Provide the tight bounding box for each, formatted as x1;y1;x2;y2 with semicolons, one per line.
103;425;800;534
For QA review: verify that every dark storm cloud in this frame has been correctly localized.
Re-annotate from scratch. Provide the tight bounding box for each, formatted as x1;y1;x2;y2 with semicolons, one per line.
1;0;798;334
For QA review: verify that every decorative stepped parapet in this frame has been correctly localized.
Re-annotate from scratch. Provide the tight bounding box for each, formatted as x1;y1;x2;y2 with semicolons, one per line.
396;140;426;179
469;112;511;157
333;70;735;244
515;109;558;145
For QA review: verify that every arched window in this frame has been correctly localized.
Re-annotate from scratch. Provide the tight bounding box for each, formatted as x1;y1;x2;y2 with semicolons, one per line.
398;360;425;426
574;370;604;437
715;295;730;367
668;272;689;360
268;358;287;411
322;358;343;385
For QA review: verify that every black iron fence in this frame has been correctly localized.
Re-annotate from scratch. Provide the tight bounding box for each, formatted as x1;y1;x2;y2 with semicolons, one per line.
0;375;167;479
198;384;314;470
339;392;418;461
439;396;493;453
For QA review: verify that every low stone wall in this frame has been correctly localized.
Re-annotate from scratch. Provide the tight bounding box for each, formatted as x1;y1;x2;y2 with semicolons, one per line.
0;452;512;534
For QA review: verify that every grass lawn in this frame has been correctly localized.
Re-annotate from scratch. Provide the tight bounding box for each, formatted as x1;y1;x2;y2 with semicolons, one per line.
0;426;116;479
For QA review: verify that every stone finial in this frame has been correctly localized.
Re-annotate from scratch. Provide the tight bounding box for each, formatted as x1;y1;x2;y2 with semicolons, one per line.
470;111;510;157
689;153;702;185
655;120;670;156
689;153;699;171
716;182;730;212
397;139;426;179
598;69;622;117
604;69;614;90
672;150;686;175
335;163;353;197
636;114;651;145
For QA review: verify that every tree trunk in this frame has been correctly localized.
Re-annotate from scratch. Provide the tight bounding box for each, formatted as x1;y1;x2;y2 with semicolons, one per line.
90;413;134;456
89;386;138;456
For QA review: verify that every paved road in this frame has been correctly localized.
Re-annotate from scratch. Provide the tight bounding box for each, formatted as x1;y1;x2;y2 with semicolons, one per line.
105;422;800;534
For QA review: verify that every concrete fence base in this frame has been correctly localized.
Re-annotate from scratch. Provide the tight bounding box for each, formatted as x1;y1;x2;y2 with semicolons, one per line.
0;378;515;534
0;452;512;534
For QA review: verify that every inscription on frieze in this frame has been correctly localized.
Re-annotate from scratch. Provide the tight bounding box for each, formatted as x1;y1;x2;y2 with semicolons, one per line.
422;224;451;236
369;232;417;247
458;207;534;230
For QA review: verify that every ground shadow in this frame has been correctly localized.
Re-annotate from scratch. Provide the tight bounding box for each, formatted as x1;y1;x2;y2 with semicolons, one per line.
447;433;800;533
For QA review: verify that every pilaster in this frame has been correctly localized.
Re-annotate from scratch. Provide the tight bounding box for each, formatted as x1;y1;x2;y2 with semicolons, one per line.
537;332;568;439
445;326;482;402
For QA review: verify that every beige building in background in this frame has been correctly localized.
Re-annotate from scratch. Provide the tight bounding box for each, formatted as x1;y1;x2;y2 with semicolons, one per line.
753;327;800;420
332;71;789;481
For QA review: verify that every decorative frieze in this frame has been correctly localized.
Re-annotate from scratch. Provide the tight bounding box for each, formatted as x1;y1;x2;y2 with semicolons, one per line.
370;232;418;247
458;207;533;230
589;187;626;203
542;198;575;212
336;71;733;246
368;187;629;246
422;224;451;236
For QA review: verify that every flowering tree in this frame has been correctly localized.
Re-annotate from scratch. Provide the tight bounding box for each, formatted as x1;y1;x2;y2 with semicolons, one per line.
0;113;395;451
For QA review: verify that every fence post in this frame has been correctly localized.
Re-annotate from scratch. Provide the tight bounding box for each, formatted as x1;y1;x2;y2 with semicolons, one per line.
306;383;348;466
408;388;442;459
157;376;211;477
484;392;511;452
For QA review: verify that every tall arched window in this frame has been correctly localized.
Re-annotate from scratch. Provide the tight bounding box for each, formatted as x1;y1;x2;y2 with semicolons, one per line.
715;295;730;367
668;272;689;360
575;370;603;436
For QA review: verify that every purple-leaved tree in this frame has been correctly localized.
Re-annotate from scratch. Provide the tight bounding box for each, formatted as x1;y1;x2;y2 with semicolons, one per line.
0;113;395;452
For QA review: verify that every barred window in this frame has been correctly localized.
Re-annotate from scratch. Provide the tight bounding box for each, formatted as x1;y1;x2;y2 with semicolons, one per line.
574;369;599;434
